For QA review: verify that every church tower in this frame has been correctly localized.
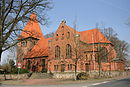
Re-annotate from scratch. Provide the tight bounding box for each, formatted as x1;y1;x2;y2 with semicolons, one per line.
16;13;44;68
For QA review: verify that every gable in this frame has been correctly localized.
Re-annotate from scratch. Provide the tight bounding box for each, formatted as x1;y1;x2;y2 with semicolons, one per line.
54;21;79;39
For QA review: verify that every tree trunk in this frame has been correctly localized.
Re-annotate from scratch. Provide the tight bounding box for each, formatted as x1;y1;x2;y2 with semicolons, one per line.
99;63;101;77
109;62;111;77
0;16;3;64
98;59;101;77
4;72;6;80
0;49;2;64
74;62;77;80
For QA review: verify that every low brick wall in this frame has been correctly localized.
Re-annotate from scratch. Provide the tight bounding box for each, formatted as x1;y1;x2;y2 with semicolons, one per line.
1;71;130;80
89;71;130;78
53;72;76;79
53;71;130;79
0;74;28;80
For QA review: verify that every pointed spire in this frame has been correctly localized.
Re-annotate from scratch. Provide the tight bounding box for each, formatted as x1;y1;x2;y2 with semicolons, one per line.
18;13;44;40
30;12;37;21
30;13;36;19
61;19;66;24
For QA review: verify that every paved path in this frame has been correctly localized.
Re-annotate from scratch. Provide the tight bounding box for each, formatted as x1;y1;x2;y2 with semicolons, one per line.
88;77;130;87
1;76;130;87
1;77;130;87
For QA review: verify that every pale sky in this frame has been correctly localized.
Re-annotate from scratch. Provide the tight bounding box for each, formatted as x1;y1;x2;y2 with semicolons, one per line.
43;0;130;43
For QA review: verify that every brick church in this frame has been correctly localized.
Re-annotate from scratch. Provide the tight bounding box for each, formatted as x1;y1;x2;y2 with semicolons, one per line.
17;13;124;73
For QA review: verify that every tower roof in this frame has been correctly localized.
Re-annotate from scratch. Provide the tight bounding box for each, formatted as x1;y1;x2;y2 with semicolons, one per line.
18;13;43;40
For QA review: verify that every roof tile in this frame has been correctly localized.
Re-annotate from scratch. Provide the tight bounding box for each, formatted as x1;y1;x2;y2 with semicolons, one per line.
25;36;49;58
80;29;111;44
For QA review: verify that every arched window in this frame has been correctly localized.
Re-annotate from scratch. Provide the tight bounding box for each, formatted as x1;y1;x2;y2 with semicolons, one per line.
61;33;64;40
67;32;70;39
55;46;60;59
66;44;72;58
68;64;73;70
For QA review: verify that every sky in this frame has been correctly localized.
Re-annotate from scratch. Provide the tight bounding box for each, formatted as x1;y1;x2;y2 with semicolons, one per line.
1;0;130;64
42;0;130;43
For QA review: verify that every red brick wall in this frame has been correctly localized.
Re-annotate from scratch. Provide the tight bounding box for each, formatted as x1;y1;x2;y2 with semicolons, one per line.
23;57;47;72
17;22;124;72
47;22;122;73
16;37;38;68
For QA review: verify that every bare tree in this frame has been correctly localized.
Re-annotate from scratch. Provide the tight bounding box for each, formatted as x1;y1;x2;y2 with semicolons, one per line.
44;32;54;38
71;17;85;80
3;46;16;64
0;0;52;62
89;28;117;77
96;45;109;77
72;34;84;80
98;28;130;77
101;27;129;61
